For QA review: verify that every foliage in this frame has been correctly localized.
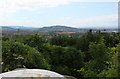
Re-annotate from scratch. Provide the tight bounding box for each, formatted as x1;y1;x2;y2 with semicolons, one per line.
97;43;120;77
79;42;109;77
24;34;45;48
2;41;50;72
1;31;120;78
50;35;69;47
50;46;84;69
2;36;9;41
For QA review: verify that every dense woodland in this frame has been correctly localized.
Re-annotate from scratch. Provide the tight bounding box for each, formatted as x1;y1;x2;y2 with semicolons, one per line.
2;30;120;78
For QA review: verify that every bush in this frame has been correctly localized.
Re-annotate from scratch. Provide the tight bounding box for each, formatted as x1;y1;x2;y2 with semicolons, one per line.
2;41;50;72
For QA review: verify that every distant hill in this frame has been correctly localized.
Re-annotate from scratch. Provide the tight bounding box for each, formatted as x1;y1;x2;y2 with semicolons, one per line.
1;26;39;36
1;26;38;29
1;26;17;31
1;26;39;32
1;26;15;29
39;25;80;32
1;25;117;32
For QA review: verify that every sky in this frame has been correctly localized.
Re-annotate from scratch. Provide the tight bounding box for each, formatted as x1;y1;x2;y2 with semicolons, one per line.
0;0;119;28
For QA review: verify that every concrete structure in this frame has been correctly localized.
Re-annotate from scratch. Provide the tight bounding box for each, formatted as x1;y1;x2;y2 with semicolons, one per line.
0;69;66;79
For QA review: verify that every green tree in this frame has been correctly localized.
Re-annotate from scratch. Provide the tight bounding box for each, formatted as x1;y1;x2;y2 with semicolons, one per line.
24;34;45;51
2;41;50;72
103;34;119;47
88;42;109;72
2;36;9;41
80;42;109;77
75;36;89;51
50;35;69;47
50;46;84;76
97;43;120;77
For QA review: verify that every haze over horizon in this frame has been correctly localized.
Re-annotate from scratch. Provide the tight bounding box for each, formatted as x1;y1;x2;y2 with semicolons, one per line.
0;0;118;28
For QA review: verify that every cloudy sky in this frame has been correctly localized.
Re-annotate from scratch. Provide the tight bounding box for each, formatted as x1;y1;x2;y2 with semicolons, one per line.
0;0;119;28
